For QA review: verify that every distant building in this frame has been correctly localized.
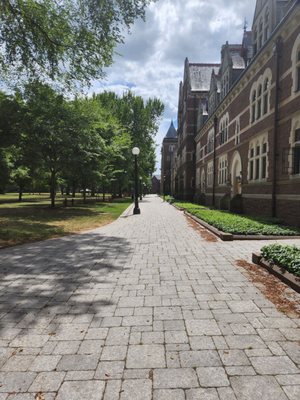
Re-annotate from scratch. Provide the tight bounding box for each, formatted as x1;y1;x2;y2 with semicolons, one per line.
176;60;220;200
170;0;300;226
151;175;161;194
160;121;178;196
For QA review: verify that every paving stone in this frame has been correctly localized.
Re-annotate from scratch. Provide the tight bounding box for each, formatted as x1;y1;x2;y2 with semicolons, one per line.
118;296;144;307
250;356;299;375
225;335;266;349
55;380;105;400
85;328;108;340
142;331;164;344
154;307;183;320
219;350;250;366
197;366;230;387
65;371;94;380
78;340;103;354
230;376;289;400
179;350;221;367
29;371;65;391
120;379;152;400
153;389;185;400
153;368;198;389
104;379;122;400
2;355;35;372
28;355;61;371
165;331;188;344
106;327;130;345
225;366;256;376
282;385;300;400
57;354;99;371
127;345;165;368
122;316;152;326
186;388;219;400
9;335;49;348
53;340;80;355
94;361;124;379
123;369;150;379
189;336;215;350
100;346;127;361
186;319;221;336
218;387;237;400
0;372;36;392
48;325;88;341
276;375;300;386
227;301;260;313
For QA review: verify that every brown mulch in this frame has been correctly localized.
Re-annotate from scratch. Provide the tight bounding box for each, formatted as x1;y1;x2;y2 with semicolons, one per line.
186;215;218;242
236;259;300;318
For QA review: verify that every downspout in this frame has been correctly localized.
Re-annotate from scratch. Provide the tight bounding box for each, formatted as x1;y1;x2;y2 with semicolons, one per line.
272;36;281;218
213;116;218;207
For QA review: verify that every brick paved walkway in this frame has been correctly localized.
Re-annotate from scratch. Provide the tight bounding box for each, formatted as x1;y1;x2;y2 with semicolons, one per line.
0;195;300;399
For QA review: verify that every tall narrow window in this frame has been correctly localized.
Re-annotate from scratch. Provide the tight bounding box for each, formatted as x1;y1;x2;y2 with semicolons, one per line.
297;50;300;91
261;141;267;179
293;128;300;174
264;9;269;42
251;91;256;123
258;19;263;49
263;78;269;115
257;84;262;119
255;144;260;180
249;147;254;180
235;118;241;145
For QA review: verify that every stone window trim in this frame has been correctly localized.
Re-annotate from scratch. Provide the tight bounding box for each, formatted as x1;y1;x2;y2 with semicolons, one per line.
248;133;269;182
291;33;300;94
235;117;241;145
253;6;270;56
289;116;300;177
207;128;214;154
219;112;229;145
218;154;228;186
207;161;214;187
249;68;272;124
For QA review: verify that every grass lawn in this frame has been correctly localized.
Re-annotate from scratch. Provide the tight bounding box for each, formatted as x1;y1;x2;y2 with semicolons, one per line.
0;197;131;248
175;201;300;236
261;244;300;276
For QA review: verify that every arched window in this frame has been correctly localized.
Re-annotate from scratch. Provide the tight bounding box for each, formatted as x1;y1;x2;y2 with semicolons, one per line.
235;117;241;145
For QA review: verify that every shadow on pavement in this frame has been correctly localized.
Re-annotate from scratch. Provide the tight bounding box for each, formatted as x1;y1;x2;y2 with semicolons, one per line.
0;232;132;333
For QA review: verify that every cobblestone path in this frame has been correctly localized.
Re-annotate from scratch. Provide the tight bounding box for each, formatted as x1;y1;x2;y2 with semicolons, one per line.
0;195;300;399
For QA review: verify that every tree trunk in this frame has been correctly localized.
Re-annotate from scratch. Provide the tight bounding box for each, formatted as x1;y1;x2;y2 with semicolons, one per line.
72;182;76;198
50;171;56;208
18;188;23;202
102;184;105;202
83;188;86;203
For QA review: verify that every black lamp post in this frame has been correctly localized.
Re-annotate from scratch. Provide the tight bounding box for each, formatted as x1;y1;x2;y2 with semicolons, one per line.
132;147;141;214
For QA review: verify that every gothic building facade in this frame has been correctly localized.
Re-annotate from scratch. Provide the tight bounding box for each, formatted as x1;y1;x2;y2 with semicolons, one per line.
171;0;300;226
160;121;178;196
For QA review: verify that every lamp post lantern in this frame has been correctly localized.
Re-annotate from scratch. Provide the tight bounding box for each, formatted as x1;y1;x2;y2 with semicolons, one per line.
132;147;141;215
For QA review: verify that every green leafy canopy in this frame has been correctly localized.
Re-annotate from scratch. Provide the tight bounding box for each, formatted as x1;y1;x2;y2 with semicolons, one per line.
0;0;154;88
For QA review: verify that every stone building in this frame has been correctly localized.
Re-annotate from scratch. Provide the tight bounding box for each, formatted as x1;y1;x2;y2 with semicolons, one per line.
192;0;300;225
176;59;220;200
160;121;177;196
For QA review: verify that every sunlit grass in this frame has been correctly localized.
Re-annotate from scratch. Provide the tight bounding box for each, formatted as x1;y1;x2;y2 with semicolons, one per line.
0;197;131;247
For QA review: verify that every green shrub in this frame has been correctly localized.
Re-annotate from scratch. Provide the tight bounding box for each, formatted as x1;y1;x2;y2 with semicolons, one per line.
261;244;300;277
175;202;300;236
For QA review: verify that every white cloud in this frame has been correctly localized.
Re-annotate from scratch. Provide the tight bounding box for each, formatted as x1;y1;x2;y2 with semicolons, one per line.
90;0;257;173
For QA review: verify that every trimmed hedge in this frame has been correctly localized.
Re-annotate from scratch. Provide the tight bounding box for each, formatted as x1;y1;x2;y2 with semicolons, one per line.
175;202;300;236
261;244;300;277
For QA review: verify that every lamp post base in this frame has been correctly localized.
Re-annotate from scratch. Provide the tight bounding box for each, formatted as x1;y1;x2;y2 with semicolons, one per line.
133;207;141;215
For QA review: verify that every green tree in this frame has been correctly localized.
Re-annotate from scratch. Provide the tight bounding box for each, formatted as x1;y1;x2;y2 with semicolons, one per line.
22;81;76;207
0;0;153;87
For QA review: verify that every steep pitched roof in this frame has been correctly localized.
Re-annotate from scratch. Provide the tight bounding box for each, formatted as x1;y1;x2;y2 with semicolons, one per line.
189;63;220;92
165;120;177;139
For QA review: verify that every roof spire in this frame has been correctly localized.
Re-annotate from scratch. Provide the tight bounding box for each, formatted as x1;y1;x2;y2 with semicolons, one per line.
165;120;177;139
244;18;248;32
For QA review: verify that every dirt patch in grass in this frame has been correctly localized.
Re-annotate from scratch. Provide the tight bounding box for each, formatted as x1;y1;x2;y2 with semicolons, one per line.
186;215;218;242
236;259;300;318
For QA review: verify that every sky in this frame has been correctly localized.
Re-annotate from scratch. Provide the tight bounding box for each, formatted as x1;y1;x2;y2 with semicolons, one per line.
90;0;257;174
